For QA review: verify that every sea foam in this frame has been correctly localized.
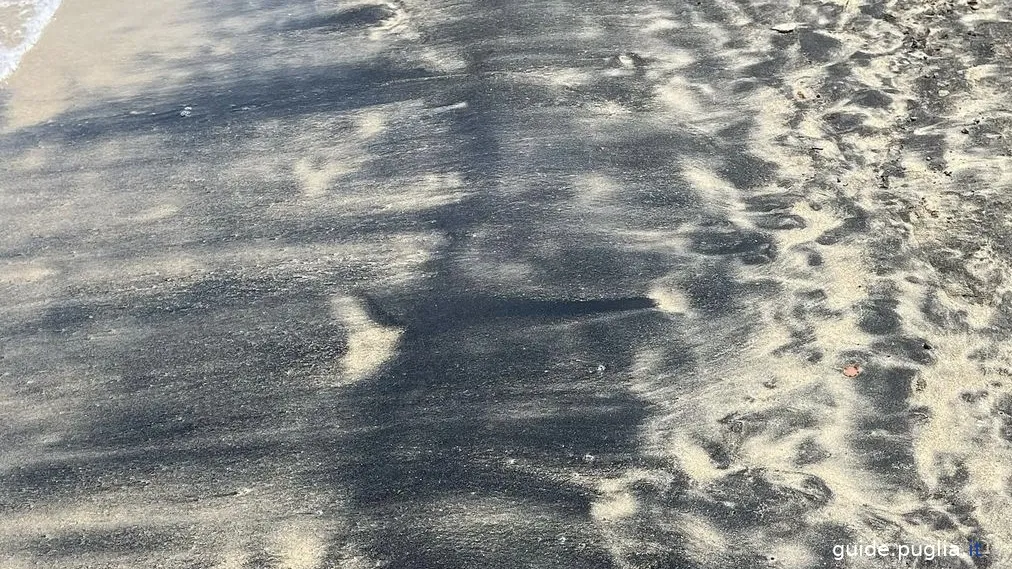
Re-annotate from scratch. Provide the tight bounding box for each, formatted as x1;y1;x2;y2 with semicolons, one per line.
0;0;61;83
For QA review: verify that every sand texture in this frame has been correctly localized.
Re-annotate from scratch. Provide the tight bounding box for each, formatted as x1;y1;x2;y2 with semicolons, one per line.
3;0;1012;567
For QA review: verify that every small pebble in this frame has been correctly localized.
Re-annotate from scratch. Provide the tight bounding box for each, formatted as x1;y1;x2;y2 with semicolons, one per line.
843;364;862;378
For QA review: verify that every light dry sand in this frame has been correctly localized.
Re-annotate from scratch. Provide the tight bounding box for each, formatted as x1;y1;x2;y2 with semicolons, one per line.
3;0;1012;568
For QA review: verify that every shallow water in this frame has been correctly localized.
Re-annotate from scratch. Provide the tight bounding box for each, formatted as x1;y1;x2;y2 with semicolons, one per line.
0;0;60;81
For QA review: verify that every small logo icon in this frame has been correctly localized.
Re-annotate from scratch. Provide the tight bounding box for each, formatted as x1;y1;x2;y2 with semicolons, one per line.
969;538;990;558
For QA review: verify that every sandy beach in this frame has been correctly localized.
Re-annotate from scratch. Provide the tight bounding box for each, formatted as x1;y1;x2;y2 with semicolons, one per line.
3;0;1012;567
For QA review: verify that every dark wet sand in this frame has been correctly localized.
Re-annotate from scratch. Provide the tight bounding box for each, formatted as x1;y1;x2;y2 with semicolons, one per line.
3;0;1012;567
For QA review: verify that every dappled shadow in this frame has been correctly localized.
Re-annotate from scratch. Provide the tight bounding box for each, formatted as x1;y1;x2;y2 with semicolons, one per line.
6;0;998;566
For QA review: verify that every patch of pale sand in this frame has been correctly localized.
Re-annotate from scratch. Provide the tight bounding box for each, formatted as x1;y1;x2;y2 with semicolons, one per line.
0;504;145;538
355;108;387;138
586;470;676;565
224;107;468;213
375;173;469;212
413;44;469;74
22;234;439;302
742;86;813;177
781;111;846;159
287;106;396;198
851;52;906;89
364;2;417;41
654;75;707;118
269;520;329;569
962;241;1009;292
129;203;181;223
522;66;596;89
799;399;917;530
570;172;691;258
959;2;1009;27
609;229;686;260
2;0;217;129
0;143;200;250
894;156;979;229
649;316;863;487
891;280;1012;563
722;248;910;528
843;116;897;157
603;163;765;263
0;490;346;568
709;1;753;28
643;15;680;35
936;73;1012;183
680;161;748;225
70;254;206;284
591;470;733;564
626;221;905;544
940;154;1007;186
726;198;872;359
773;201;869;297
572;172;621;208
655;47;701;70
294;156;360;199
215;549;249;569
8;144;50;170
224;233;442;275
674;440;725;484
0;261;57;284
963;63;1004;87
628;337;758;485
590;490;638;522
290;171;469;213
764;540;820;569
324;545;375;569
673;512;729;565
329;295;402;384
785;71;824;104
0;501;247;551
647;280;690;315
651;75;743;134
287;108;393;198
624;127;883;522
808;246;869;317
